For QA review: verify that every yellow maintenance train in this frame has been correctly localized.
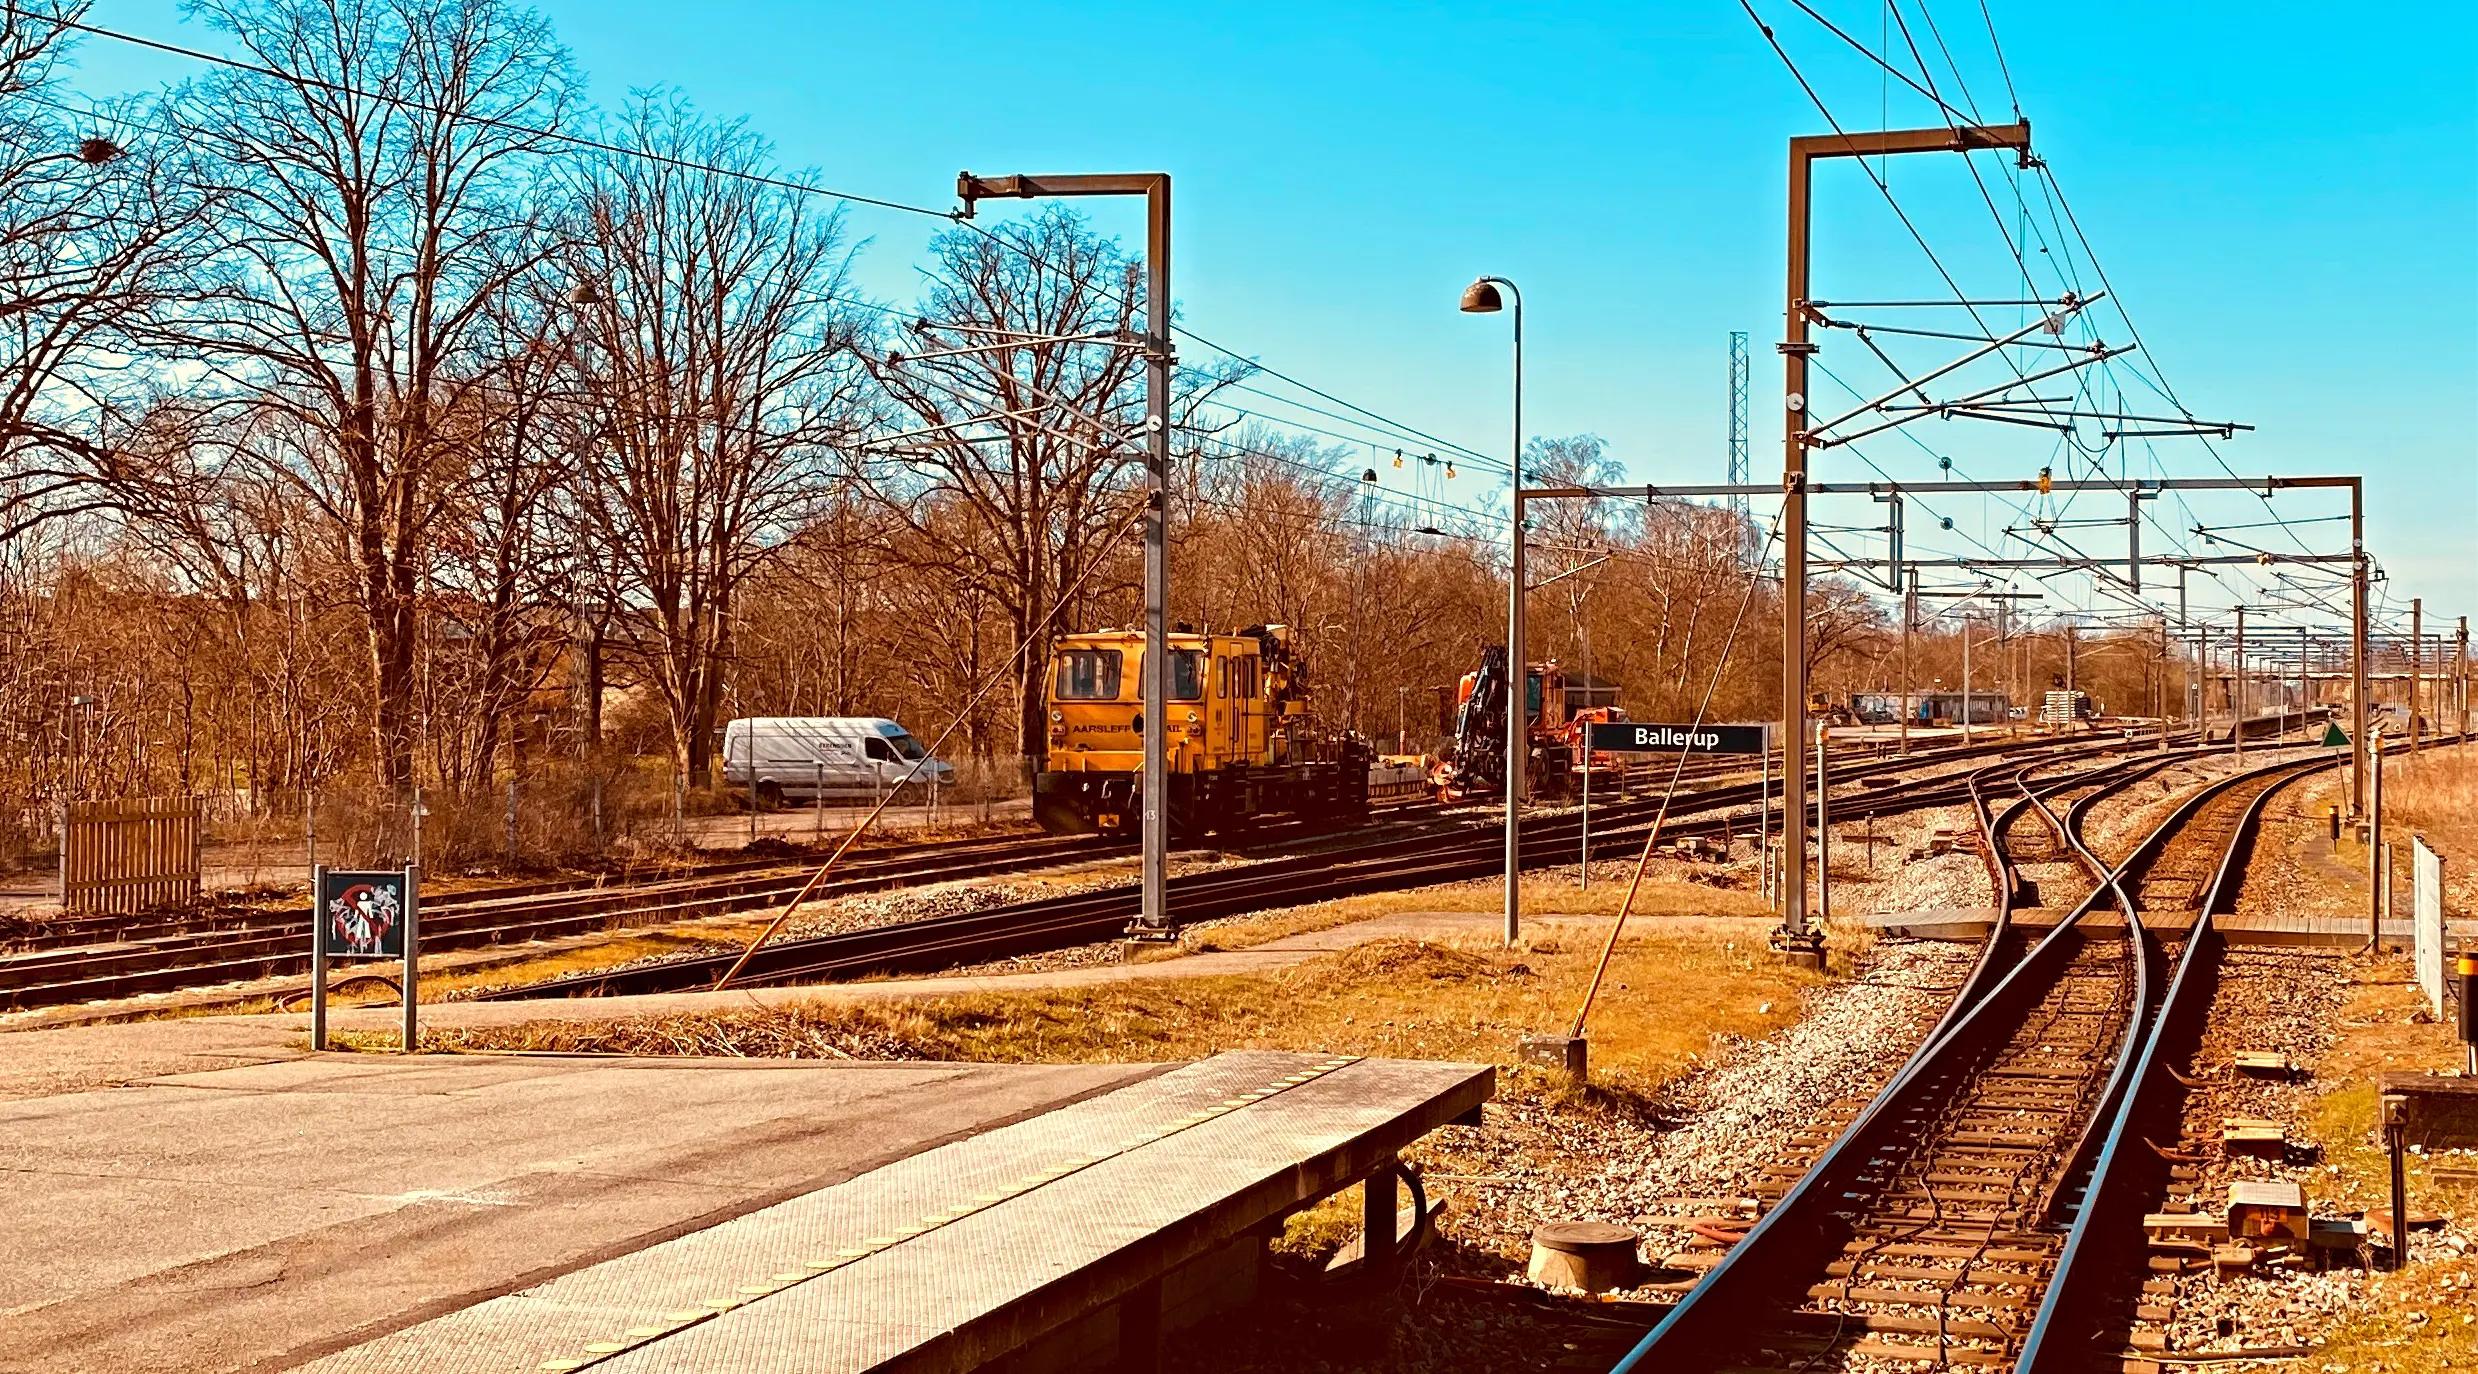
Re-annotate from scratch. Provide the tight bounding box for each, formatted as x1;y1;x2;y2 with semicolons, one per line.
1034;624;1372;837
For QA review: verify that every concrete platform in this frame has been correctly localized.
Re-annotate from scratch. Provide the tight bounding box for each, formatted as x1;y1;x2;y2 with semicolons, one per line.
0;1043;1158;1374
294;1050;1493;1374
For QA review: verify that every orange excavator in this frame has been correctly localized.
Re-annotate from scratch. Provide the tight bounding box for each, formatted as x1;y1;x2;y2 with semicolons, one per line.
1432;649;1626;801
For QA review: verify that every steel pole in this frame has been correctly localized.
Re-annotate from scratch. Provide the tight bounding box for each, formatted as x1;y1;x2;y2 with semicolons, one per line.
309;863;327;1052
2234;607;2246;761
2459;617;2470;736
402;864;420;1052
2352;479;2370;815
1504;286;1525;948
1815;725;1831;923
1899;575;1913;757
2410;598;2423;754
2159;617;2171;751
1772;121;2029;952
1962;620;1974;744
1761;737;1773;904
956;173;1176;933
1781;142;1813;943
2369;733;2385;945
2178;566;2191;738
1141;177;1172;933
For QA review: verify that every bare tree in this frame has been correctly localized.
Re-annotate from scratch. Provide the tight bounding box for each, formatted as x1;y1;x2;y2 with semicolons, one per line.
1521;434;1626;679
858;205;1242;767
0;3;212;544
564;93;866;787
425;286;580;791
161;0;577;789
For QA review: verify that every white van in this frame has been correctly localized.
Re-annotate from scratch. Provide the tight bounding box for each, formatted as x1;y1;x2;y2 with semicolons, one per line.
719;717;956;804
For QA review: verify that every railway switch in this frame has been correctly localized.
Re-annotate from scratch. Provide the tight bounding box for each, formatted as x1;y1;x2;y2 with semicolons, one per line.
2382;1092;2411;1267
2457;950;2476;1075
2225;1180;2308;1246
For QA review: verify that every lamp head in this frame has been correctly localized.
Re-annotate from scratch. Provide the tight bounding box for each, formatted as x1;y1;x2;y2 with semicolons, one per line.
1459;278;1504;314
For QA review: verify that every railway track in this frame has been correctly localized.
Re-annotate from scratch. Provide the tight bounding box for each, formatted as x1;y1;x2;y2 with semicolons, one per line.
477;731;2162;1002
0;728;2216;1014
1609;748;2335;1373
2017;753;2360;1371
0;829;1128;1011
0;731;1903;978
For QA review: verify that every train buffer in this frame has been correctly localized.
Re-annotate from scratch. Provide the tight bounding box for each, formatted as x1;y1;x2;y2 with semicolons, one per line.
297;1050;1491;1373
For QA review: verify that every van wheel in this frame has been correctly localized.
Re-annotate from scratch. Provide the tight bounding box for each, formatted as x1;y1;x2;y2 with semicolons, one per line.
756;781;784;807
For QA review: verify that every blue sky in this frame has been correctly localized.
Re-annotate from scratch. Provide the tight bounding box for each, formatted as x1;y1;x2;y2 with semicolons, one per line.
67;1;2477;634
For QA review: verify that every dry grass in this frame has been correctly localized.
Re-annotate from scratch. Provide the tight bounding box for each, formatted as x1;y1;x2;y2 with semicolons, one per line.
2305;1256;2478;1372
1153;872;1773;959
418;923;765;999
2289;959;2478;1372
413;925;1835;1099
2379;744;2478;913
2304;968;2478;1208
2385;745;2478;850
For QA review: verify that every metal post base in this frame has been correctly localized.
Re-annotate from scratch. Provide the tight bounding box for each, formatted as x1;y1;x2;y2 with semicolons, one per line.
1519;1033;1588;1079
1769;925;1827;971
1120;920;1177;946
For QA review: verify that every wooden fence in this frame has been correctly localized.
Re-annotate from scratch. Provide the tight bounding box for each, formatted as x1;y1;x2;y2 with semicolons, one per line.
60;796;202;915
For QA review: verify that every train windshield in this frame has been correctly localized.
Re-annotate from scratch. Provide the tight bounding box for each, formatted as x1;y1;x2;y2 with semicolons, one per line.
1172;650;1204;701
1055;649;1123;700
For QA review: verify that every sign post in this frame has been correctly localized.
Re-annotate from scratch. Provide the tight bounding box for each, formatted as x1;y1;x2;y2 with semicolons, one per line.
1583;722;1772;879
311;865;420;1053
310;863;327;1051
1580;750;1591;889
1583;722;1770;757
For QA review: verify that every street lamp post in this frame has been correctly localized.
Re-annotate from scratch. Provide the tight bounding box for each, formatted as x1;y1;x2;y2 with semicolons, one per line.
1461;275;1523;948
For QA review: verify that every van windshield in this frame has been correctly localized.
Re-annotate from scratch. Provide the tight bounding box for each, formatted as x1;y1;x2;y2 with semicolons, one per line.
1055;649;1123;700
886;732;927;761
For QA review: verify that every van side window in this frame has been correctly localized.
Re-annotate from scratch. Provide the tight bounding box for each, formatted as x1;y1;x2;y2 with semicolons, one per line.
1055;650;1123;700
864;738;895;763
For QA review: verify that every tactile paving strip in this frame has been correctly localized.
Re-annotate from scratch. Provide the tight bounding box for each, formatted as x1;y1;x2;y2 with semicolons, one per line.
298;1050;1486;1374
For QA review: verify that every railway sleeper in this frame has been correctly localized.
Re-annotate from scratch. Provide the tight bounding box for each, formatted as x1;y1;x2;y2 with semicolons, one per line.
1827;1261;2046;1287
1837;1336;2015;1367
1790;1309;2017;1342
1844;1238;2056;1261
1806;1284;2030;1311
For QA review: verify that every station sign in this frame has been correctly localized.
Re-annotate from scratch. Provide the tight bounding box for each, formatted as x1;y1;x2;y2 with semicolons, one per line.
317;868;411;959
1585;722;1769;755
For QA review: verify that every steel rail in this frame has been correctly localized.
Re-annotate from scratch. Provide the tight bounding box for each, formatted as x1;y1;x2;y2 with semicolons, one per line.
0;832;1138;1010
1606;747;2324;1371
4;732;2080;1012
2031;749;2210;1230
1907;754;2118;1063
479;733;2150;1001
2015;752;2347;1370
1903;748;2196;1072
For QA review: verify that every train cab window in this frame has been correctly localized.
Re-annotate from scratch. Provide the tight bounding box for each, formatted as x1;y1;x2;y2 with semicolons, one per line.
1172;650;1204;701
1055;649;1123;700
